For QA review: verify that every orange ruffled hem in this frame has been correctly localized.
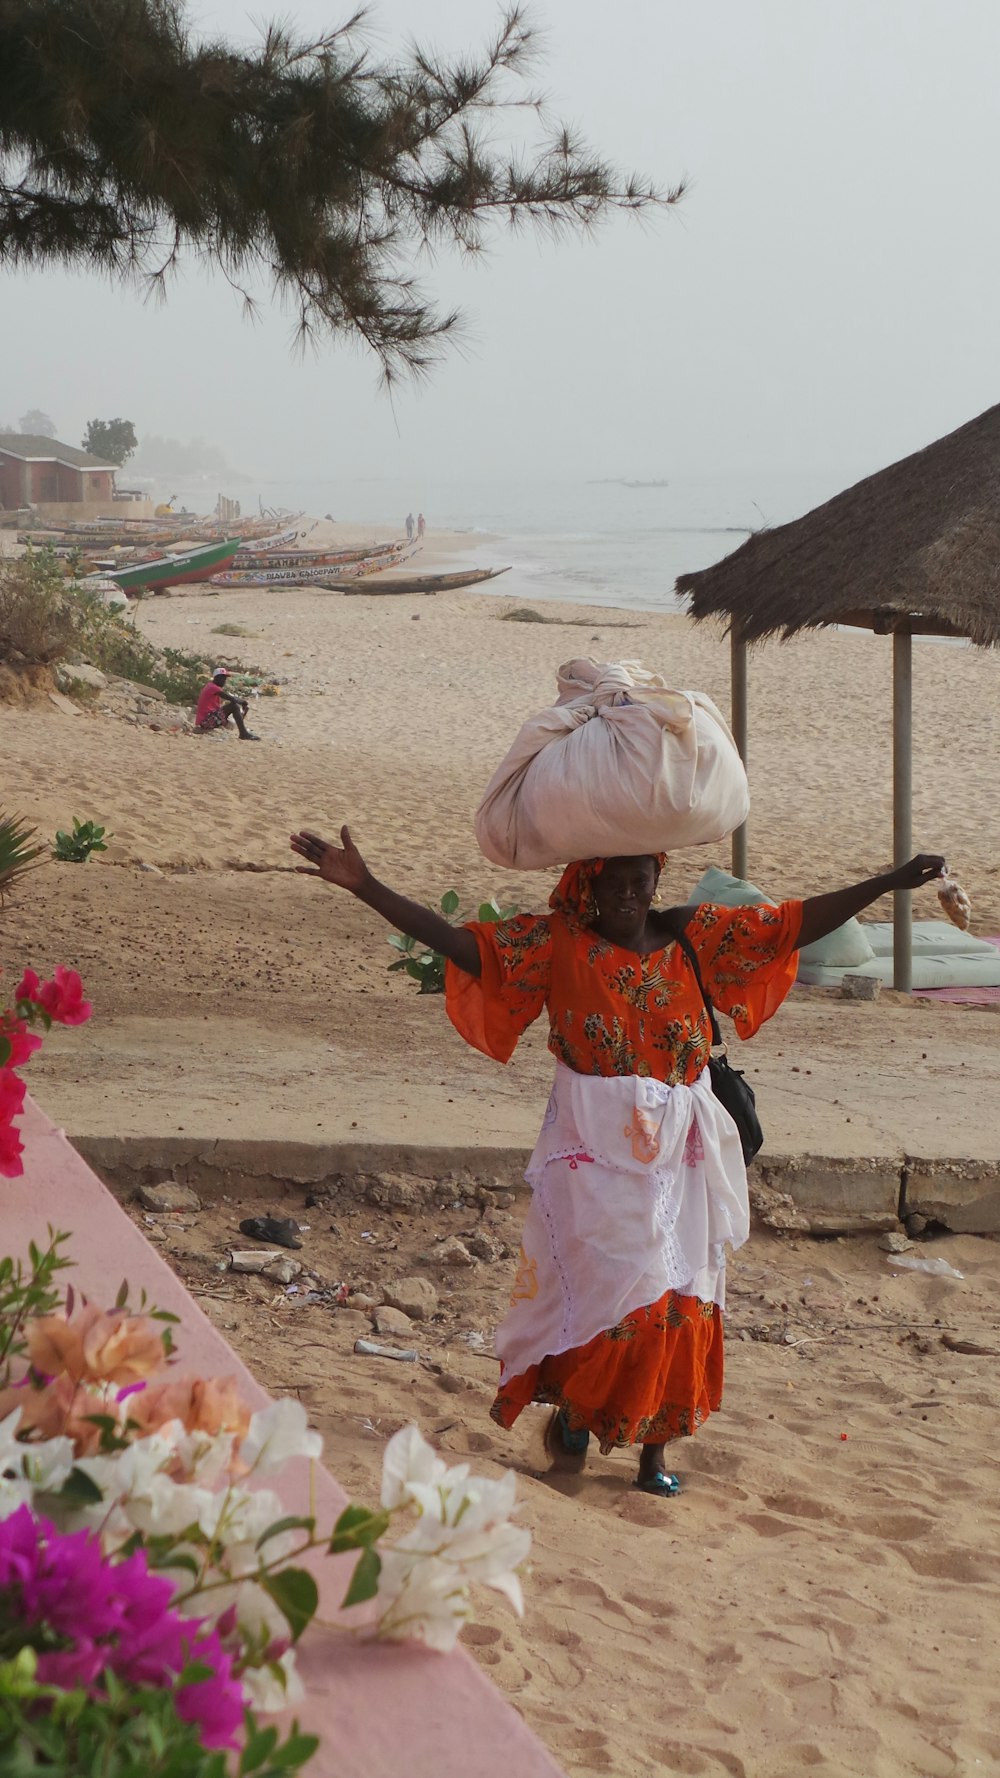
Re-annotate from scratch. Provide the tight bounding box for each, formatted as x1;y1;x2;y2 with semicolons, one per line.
490;1289;724;1456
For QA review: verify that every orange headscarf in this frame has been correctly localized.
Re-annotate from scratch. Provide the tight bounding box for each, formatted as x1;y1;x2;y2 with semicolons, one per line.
549;855;667;932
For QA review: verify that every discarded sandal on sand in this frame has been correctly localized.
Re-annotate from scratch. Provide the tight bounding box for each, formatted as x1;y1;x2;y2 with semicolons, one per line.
544;1407;590;1465
238;1215;302;1250
633;1470;681;1498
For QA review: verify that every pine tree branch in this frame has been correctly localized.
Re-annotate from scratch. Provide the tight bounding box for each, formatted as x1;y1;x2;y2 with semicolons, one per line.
0;0;682;374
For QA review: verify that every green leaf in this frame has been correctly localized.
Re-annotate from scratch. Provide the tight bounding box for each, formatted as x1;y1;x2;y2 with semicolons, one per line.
268;1730;322;1770
386;934;414;953
115;1277;130;1308
255;1513;315;1551
478;898;501;922
60;1465;105;1506
440;888;460;917
328;1503;390;1553
260;1567;319;1641
240;1723;279;1773
342;1544;381;1607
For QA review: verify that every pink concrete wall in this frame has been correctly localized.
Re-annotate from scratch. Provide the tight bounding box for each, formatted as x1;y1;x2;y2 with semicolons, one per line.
6;1097;564;1778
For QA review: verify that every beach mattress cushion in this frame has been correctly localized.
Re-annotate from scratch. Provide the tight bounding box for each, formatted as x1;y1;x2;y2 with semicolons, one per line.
796;952;1000;990
861;920;996;958
688;866;874;968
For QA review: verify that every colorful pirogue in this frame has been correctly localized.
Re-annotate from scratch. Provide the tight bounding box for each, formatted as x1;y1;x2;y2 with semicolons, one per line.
85;537;242;593
225;538;406;576
337;566;512;595
210;542;417;587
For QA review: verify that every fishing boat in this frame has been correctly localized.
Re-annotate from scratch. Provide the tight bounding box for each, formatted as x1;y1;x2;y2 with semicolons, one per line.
210;542;416;588
235;527;301;553
95;537;242;594
226;538;405;575
337;566;511;596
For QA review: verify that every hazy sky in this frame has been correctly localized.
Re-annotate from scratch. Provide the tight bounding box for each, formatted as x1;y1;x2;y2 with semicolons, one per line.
6;0;1000;488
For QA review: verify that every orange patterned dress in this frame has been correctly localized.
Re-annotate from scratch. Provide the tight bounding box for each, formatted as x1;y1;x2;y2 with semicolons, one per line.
446;899;802;1454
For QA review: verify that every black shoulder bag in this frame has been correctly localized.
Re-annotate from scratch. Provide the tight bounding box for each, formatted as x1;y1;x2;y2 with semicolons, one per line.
670;918;764;1164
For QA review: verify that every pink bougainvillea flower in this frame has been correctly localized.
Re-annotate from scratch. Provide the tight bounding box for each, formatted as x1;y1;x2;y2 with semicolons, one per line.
0;1507;244;1749
0;1015;42;1068
0;1117;25;1178
14;968;41;1003
24;967;92;1027
0;1066;27;1122
28;1304;165;1389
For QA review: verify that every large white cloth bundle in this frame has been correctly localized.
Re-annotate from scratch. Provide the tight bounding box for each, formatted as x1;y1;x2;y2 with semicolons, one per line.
474;658;749;869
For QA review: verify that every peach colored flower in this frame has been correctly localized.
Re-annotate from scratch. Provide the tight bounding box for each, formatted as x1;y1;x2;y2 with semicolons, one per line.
128;1375;251;1441
0;1376;109;1457
29;1305;165;1387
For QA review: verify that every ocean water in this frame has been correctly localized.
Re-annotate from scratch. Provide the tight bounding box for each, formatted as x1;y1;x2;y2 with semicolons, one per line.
197;468;852;616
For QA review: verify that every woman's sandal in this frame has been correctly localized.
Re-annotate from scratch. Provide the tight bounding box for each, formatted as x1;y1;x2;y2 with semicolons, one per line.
544;1407;590;1466
633;1469;681;1498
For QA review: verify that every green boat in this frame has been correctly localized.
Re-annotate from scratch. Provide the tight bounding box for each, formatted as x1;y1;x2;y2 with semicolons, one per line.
99;538;241;594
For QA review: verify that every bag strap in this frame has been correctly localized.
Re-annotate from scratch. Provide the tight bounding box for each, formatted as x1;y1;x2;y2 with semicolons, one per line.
666;913;724;1049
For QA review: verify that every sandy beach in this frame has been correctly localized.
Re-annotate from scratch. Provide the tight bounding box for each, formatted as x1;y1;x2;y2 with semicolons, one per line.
3;520;1000;1776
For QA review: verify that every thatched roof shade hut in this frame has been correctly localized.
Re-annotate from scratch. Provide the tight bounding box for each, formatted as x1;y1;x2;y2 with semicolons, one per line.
675;404;1000;989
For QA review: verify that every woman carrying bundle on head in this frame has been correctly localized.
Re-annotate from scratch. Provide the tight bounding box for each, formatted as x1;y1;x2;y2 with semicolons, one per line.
291;823;944;1499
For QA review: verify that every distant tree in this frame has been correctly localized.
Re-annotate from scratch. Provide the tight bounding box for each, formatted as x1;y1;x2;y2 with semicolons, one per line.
0;1;680;379
81;417;137;464
18;408;55;436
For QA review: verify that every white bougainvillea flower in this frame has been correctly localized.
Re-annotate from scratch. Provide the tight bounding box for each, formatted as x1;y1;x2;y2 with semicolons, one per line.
210;1484;297;1576
375;1425;532;1637
241;1648;304;1712
374;1551;472;1652
240;1399;322;1473
232;1577;298;1645
381;1424;471;1512
0;1410;75;1510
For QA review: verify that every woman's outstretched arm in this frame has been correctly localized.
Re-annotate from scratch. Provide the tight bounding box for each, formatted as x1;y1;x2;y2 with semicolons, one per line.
797;852;945;949
290;826;482;978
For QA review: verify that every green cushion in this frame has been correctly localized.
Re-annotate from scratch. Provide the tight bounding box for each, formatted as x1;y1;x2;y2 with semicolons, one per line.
689;865;772;907
689;865;874;968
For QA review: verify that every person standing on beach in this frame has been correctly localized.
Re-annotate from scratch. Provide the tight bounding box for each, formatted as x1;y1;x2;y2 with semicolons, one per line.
405;512;415;542
417;512;426;540
289;825;944;1499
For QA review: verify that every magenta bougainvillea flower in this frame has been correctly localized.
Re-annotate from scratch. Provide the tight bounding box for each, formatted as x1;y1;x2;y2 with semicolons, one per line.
1;966;92;1179
15;966;92;1027
0;1506;244;1749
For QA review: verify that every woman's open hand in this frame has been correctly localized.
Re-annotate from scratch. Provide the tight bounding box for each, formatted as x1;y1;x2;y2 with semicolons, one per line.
290;825;371;896
890;853;946;891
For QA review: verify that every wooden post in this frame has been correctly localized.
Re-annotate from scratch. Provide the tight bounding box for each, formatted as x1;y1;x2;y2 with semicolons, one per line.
730;626;749;878
892;626;913;992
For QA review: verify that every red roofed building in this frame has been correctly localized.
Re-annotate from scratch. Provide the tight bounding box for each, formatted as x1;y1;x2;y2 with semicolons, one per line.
0;432;117;509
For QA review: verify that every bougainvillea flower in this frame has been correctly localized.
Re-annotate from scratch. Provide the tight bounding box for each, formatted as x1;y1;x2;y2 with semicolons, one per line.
0;1016;42;1068
18;966;92;1027
28;1305;164;1388
0;1066;27;1122
0;1507;244;1749
0;1117;25;1178
127;1374;252;1443
0;1374;111;1457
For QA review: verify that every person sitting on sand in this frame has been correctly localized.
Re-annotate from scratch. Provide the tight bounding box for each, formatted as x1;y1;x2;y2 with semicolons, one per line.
289;826;944;1499
194;668;259;741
